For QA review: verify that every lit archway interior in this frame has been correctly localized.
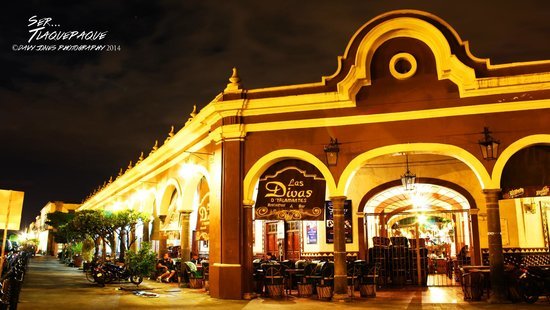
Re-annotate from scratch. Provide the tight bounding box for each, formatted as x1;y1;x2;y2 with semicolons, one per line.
364;183;471;258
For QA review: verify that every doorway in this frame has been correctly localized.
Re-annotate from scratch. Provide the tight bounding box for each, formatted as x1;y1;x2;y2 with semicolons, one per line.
365;208;471;287
285;221;301;261
263;221;302;261
265;222;279;259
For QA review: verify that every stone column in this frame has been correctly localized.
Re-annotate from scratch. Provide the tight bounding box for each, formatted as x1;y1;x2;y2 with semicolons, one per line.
483;189;508;303
130;226;137;252
180;210;192;261
151;216;166;257
142;219;150;243
357;212;366;260
209;138;244;299
242;200;256;299
330;196;349;302
469;209;481;265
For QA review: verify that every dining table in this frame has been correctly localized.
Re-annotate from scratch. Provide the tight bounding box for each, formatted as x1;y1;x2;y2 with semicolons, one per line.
285;268;304;295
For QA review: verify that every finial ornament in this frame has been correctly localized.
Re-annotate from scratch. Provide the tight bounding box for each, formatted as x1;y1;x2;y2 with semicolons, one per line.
108;176;113;184
224;67;243;91
186;105;197;125
150;140;159;155
165;126;175;143
127;161;133;171
117;168;123;178
137;151;144;164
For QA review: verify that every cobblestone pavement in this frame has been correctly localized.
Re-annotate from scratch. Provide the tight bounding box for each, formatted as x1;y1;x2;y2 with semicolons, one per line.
16;255;550;309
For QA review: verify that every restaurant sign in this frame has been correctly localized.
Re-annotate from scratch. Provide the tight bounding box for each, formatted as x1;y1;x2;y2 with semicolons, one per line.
195;195;210;241
502;185;550;199
255;159;326;221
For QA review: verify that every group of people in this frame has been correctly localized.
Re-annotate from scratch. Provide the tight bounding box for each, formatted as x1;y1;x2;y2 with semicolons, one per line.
156;252;203;283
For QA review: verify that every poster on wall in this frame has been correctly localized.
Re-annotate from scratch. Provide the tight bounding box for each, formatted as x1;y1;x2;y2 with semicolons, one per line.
306;222;318;244
255;159;326;221
325;200;353;243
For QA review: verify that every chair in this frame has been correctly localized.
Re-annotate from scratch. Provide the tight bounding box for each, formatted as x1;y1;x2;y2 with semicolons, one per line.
359;262;379;297
320;262;334;286
347;260;364;297
201;261;209;280
262;263;286;298
295;260;307;269
279;260;293;269
201;261;209;290
313;262;334;300
184;261;203;288
262;263;285;285
297;262;317;297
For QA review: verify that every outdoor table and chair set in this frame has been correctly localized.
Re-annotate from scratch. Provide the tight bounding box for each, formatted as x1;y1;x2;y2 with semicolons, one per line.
253;259;379;300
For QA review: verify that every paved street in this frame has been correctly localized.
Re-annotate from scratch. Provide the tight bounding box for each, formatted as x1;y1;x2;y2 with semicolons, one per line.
15;256;549;309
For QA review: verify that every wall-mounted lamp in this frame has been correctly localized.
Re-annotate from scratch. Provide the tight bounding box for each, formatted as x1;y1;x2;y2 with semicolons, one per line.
401;153;416;191
478;127;500;160
323;138;340;166
158;215;167;223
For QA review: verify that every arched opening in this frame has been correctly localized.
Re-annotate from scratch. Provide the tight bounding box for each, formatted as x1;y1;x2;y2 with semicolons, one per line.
344;151;482;288
161;189;181;247
363;181;474;287
251;159;327;262
499;144;550;251
191;177;210;260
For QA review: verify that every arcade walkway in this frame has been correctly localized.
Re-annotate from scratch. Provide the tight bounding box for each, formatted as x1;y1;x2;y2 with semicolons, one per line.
16;256;547;309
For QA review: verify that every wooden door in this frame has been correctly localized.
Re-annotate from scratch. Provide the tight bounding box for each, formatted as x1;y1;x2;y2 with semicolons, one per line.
265;222;278;258
285;221;301;261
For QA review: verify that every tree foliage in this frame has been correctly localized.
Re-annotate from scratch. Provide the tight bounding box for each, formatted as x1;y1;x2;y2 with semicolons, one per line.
46;211;75;243
125;242;157;281
47;209;149;262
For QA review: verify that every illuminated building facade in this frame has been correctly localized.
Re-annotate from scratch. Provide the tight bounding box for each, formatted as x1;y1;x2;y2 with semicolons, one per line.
78;10;550;300
27;201;80;255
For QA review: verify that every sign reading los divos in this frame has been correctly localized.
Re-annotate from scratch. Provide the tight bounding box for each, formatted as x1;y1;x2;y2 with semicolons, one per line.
255;159;326;221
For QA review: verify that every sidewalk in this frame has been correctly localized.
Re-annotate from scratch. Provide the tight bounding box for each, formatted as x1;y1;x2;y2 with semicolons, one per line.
17;255;549;309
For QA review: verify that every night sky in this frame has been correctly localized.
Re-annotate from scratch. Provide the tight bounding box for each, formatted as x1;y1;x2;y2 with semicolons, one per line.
1;1;549;228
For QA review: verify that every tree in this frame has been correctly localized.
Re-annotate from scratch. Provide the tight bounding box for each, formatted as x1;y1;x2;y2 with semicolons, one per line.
71;210;114;260
111;210;148;261
125;242;157;286
46;211;75;243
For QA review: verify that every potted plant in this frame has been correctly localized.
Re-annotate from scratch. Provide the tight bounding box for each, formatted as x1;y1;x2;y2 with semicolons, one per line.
71;242;84;268
125;242;157;286
81;238;95;271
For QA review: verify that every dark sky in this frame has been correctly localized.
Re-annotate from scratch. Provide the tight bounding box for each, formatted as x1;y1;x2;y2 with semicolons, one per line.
1;1;549;228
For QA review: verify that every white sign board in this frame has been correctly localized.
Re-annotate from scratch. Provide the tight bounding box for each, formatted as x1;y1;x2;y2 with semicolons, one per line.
0;189;24;230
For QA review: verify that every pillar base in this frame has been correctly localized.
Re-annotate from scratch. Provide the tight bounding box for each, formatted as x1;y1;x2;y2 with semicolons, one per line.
332;293;350;302
243;292;257;300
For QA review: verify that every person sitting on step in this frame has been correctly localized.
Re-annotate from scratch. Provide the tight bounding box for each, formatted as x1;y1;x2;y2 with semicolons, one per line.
156;253;176;283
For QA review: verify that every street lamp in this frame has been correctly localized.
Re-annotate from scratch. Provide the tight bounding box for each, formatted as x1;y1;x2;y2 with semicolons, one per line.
478;127;500;160
401;153;416;191
323;138;340;166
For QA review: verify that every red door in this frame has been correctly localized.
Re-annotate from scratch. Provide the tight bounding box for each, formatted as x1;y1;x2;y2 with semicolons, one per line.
285;221;301;261
265;222;278;258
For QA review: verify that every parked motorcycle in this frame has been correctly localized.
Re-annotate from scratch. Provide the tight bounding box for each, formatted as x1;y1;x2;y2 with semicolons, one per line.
518;265;550;303
88;264;109;287
90;263;143;286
